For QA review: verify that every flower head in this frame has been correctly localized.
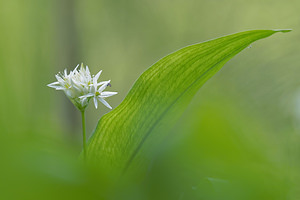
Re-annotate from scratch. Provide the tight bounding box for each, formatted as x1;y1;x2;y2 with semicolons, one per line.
48;63;117;111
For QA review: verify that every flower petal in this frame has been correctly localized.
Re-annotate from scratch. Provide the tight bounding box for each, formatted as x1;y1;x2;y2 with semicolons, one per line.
98;97;112;109
79;93;94;99
86;66;90;76
93;70;103;89
65;90;73;98
80;96;87;104
70;64;79;76
98;80;110;93
47;81;60;86
70;78;80;90
94;70;102;81
80;63;85;71
54;86;65;90
74;64;79;71
64;69;68;77
55;74;65;85
96;81;107;86
94;96;98;109
47;82;65;90
100;91;118;98
48;85;65;90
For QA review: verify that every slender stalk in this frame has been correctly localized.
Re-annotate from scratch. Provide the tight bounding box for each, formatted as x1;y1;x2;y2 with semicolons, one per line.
81;110;87;161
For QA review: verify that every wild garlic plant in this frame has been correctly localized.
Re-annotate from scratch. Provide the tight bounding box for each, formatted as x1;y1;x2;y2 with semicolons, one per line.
47;63;117;160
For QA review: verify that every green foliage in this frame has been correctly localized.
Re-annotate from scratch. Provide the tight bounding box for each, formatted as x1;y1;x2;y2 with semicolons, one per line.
0;0;298;199
87;30;290;175
142;95;291;200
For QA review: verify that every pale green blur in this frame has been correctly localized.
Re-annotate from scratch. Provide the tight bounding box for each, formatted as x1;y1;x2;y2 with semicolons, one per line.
0;0;299;199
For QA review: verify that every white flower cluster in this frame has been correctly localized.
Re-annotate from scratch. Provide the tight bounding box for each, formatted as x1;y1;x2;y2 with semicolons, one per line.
47;63;117;111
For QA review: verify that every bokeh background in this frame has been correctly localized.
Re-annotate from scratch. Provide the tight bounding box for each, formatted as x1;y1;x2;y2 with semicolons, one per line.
0;0;300;199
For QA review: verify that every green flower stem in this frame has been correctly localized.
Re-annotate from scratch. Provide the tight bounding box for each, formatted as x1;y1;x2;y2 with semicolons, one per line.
81;110;87;161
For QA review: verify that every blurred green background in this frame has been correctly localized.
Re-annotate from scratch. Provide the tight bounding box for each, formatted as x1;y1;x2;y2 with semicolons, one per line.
0;0;299;199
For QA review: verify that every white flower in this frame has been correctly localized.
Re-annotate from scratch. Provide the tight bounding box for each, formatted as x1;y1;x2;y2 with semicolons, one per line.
79;79;117;109
47;63;117;111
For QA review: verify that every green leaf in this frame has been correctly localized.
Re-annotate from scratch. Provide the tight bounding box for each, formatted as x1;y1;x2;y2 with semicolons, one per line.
86;29;290;174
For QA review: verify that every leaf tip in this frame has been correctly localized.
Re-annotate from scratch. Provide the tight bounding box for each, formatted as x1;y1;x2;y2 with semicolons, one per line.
272;29;292;33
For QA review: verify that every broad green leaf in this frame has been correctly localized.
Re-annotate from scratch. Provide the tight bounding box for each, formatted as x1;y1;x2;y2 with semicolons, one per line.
86;30;290;174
